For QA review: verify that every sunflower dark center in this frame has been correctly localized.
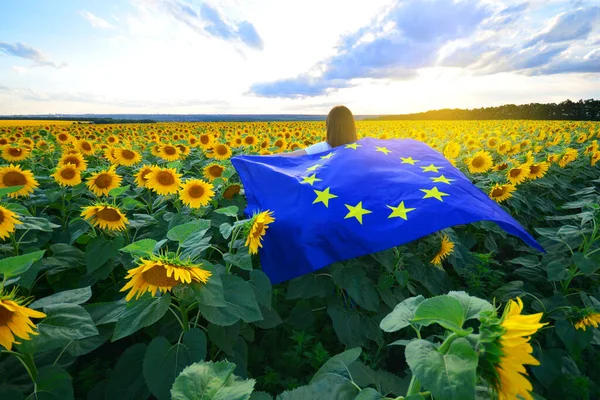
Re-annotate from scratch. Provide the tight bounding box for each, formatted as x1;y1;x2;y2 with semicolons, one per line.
252;223;264;238
509;169;522;178
208;166;223;177
200;136;209;144
223;185;240;199
497;163;508;171
58;134;68;141
141;169;152;182
3;171;26;186
60;168;76;179
121;150;135;160
491;188;504;197
471;156;485;168
163;146;177;155
63;156;81;168
216;145;228;155
82;142;92;151
157;171;175;185
8;148;22;156
141;264;180;287
530;165;540;174
0;209;4;224
0;303;13;325
95;174;113;189
97;208;122;222
188;185;205;198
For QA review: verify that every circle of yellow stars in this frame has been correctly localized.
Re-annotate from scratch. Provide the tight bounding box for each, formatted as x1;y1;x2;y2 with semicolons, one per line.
299;143;453;224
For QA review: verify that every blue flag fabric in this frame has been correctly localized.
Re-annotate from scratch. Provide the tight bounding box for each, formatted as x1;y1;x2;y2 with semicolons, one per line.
231;138;543;284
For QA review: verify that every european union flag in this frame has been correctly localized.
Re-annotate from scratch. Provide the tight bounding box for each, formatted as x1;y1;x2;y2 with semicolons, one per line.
231;138;543;284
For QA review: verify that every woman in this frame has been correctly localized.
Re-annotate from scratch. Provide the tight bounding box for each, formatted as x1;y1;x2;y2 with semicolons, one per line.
286;105;357;156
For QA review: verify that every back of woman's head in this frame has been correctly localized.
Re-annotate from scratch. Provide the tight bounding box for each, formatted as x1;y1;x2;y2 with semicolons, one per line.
326;105;357;147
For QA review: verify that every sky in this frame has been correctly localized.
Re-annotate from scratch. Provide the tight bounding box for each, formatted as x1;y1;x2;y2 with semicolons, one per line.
0;0;599;115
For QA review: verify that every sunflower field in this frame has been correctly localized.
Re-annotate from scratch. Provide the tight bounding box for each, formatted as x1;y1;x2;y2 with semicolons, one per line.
0;119;600;400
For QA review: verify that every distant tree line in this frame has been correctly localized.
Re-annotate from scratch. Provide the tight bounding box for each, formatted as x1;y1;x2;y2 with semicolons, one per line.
0;116;156;124
375;99;600;121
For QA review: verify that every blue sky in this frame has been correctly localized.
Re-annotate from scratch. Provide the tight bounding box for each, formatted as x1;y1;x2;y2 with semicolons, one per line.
0;0;599;115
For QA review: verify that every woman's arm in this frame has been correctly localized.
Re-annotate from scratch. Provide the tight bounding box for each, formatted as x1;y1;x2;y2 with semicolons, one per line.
281;149;307;157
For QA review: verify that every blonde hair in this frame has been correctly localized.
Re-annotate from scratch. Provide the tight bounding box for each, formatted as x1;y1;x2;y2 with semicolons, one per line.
326;105;357;148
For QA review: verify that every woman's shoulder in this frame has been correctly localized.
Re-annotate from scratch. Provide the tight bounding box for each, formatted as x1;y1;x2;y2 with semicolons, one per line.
304;141;332;155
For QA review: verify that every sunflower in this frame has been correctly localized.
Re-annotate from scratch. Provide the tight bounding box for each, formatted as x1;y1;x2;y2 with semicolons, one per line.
86;167;122;196
431;234;454;265
486;136;499;149
176;144;190;157
58;153;87;171
179;179;214;208
592;151;600;167
243;135;258;147
245;210;275;254
467;151;494;173
489;183;516;203
198;133;214;149
81;203;129;231
574;312;600;331
2;145;30;162
107;134;119;145
494;162;509;171
212;143;232;160
273;138;287;152
135;165;156;188
158;144;180;161
145;167;181;195
203;163;225;181
114;148;142;166
507;165;529;185
223;183;241;200
443;142;460;159
0;291;47;350
120;256;212;301
52;163;82;187
188;135;199;147
0;164;39;198
77;140;95;155
558;148;578;168
56;132;72;145
528;162;549;180
0;205;21;239
479;297;546;400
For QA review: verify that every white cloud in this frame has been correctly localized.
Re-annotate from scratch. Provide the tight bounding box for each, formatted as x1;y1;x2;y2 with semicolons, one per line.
79;11;116;29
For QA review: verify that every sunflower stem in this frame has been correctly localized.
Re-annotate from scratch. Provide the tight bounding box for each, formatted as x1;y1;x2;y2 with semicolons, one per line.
2;350;37;383
406;375;421;396
438;332;459;354
180;304;189;331
10;232;19;255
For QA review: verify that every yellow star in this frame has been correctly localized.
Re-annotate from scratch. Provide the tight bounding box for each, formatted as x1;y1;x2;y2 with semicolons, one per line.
375;146;392;155
306;163;322;172
345;143;362;150
430;175;455;184
344;201;372;224
420;187;450;202
301;174;322;186
421;164;443;173
400;156;419;165
320;152;334;160
387;201;416;220
313;187;337;207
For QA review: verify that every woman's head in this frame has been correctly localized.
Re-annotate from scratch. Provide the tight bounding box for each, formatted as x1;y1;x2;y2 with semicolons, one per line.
326;105;356;147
